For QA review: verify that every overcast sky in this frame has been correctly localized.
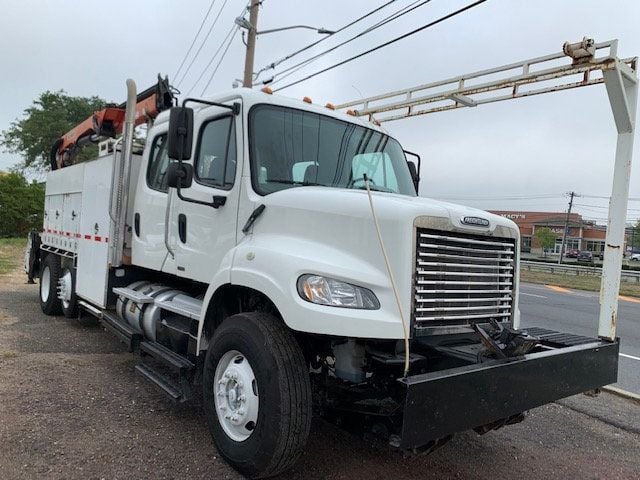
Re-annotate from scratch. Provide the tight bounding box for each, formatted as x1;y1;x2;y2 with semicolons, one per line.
1;0;639;223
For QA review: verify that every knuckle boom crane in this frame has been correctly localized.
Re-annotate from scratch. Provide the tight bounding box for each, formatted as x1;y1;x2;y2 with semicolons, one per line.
49;75;175;170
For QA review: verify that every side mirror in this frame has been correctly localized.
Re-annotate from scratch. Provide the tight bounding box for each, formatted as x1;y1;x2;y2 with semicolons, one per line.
404;150;421;194
167;162;194;189
407;161;420;192
168;107;194;160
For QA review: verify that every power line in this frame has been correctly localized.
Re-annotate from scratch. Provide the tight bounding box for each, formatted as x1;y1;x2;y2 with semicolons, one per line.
173;0;218;81
201;27;240;96
185;23;238;97
176;0;231;87
581;194;640;201
254;0;399;79
435;193;562;201
273;0;489;92
268;0;430;86
185;3;248;97
574;203;640;212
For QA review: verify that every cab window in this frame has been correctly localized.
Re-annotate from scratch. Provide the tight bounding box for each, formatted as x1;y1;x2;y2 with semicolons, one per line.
195;116;236;189
146;134;170;193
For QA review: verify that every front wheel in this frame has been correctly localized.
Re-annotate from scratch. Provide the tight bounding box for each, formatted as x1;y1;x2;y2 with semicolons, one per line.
203;312;312;479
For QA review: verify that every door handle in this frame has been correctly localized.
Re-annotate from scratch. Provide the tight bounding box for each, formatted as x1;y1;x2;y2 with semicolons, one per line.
134;213;140;237
178;214;187;243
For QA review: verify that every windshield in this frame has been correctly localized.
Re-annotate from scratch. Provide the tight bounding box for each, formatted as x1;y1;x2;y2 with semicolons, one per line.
249;104;417;196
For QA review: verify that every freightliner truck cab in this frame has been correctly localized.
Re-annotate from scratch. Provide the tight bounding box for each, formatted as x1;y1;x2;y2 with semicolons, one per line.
30;86;619;479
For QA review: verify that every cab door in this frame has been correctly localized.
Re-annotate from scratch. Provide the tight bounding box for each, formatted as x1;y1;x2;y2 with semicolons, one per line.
173;107;241;283
131;129;178;273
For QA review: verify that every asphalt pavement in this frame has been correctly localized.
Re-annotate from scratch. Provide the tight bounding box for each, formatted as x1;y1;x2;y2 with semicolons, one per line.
1;275;639;478
519;282;640;395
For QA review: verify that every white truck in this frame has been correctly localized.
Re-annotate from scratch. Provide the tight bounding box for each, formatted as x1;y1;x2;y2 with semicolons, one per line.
25;79;619;478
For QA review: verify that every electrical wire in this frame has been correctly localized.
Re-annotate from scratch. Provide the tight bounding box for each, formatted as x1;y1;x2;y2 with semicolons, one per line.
184;2;248;97
185;23;237;96
176;0;231;87
273;0;488;92
254;0;399;79
574;203;640;212
363;174;411;377
268;0;431;86
434;194;562;201
173;0;219;81
581;194;640;201
200;27;240;96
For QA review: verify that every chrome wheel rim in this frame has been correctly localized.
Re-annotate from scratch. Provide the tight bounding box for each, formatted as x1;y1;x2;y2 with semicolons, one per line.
40;266;51;302
59;269;72;309
214;350;259;442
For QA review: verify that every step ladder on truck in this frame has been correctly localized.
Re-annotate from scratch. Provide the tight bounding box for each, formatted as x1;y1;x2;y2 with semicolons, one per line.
24;38;636;479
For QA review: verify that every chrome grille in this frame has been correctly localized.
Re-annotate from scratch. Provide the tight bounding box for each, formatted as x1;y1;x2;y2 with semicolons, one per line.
413;228;516;326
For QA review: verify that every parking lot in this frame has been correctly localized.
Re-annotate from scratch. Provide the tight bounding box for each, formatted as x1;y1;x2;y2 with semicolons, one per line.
1;269;639;479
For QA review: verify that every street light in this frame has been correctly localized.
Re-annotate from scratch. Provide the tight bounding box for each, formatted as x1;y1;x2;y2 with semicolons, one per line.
234;17;334;35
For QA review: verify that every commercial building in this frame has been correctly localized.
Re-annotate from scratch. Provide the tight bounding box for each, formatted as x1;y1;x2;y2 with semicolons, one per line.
489;211;614;255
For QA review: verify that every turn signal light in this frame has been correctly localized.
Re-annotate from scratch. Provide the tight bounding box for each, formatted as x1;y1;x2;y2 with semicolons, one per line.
325;103;336;110
346;109;356;116
261;86;273;94
303;96;313;104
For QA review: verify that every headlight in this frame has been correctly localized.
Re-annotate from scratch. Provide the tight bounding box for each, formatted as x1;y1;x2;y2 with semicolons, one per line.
297;274;380;310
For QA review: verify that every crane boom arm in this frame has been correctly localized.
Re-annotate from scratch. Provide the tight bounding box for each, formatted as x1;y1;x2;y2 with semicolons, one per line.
51;75;174;170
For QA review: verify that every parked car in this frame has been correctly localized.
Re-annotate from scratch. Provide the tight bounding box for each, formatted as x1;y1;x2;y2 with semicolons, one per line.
631;253;640;262
565;249;579;258
577;251;595;265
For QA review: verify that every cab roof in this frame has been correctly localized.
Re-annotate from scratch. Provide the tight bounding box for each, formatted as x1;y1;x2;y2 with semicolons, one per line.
153;88;386;133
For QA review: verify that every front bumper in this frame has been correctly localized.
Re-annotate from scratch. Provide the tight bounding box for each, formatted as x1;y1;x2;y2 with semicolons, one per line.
396;330;619;450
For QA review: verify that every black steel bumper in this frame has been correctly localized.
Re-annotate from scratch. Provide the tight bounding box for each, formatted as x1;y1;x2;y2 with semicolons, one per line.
396;334;619;450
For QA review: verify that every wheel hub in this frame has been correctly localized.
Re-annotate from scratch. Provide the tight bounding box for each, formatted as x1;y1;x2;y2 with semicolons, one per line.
57;269;72;308
214;350;259;441
40;266;51;302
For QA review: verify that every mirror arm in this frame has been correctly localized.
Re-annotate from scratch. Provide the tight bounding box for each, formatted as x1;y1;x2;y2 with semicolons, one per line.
182;98;240;115
175;182;226;209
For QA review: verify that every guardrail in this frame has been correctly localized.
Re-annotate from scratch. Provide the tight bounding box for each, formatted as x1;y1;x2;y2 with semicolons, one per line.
520;260;640;284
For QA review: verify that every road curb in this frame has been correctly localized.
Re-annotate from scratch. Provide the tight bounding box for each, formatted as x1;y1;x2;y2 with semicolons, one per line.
603;386;640;403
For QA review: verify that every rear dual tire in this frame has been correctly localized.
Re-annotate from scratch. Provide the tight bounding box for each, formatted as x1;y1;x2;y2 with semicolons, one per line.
203;312;312;479
39;254;78;318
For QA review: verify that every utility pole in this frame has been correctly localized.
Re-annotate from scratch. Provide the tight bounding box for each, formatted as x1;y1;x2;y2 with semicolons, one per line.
558;191;576;265
242;0;260;88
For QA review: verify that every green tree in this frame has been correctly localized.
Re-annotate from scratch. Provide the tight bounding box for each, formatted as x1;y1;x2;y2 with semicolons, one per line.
0;172;45;237
534;227;556;258
629;220;640;250
1;91;106;172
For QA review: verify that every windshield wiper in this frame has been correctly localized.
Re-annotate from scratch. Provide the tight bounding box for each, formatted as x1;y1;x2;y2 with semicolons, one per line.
266;179;323;186
354;184;394;193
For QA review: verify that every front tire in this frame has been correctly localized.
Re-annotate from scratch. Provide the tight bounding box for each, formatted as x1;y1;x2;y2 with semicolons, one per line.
203;312;312;479
39;254;63;316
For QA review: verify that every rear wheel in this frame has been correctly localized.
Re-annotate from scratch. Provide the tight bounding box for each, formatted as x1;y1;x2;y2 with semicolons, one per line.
203;312;312;479
39;254;62;315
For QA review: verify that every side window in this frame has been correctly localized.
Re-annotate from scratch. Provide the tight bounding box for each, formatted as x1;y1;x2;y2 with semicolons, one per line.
146;134;170;193
195;116;236;189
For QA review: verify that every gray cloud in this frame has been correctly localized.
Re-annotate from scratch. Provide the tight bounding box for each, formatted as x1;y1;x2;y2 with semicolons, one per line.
1;0;638;221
